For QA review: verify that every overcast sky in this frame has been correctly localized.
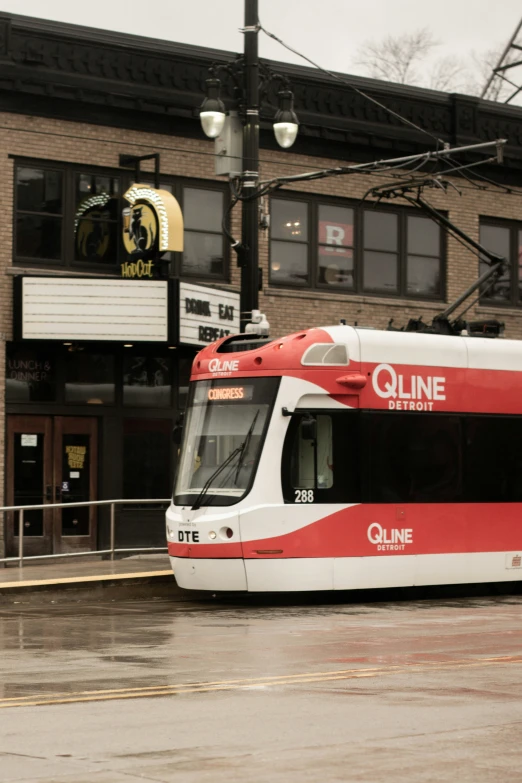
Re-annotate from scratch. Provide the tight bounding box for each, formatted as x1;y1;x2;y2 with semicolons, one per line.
1;0;521;89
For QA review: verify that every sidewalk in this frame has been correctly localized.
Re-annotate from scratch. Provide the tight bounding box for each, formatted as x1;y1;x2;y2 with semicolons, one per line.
0;554;177;603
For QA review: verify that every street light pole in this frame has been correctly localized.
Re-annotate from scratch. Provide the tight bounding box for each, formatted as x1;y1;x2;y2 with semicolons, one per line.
199;0;298;332
240;0;260;332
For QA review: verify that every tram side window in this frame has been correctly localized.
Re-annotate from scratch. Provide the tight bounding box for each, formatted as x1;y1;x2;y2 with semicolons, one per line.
283;411;361;503
367;413;462;503
290;415;333;490
464;417;522;502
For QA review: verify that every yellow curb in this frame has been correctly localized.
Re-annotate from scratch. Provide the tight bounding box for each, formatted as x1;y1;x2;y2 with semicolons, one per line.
0;570;173;589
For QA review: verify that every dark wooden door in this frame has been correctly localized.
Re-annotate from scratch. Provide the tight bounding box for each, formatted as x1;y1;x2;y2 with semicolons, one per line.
6;416;54;557
53;417;98;554
6;415;98;557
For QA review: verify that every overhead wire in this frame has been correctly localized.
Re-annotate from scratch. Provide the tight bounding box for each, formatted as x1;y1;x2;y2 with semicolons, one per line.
435;149;522;195
221;194;240;248
447;162;522;196
254;145;503;201
5;23;522;199
7;114;499;188
243;17;519;329
5;104;520;199
399;156;500;191
248;150;443;201
397;189;511;325
361;157;514;277
256;21;522;201
257;19;445;149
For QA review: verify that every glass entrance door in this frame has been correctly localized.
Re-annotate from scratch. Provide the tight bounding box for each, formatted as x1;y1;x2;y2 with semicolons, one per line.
6;416;98;558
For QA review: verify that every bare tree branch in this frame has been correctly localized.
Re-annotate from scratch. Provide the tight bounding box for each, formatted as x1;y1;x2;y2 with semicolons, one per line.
353;28;522;103
428;56;465;92
355;28;438;85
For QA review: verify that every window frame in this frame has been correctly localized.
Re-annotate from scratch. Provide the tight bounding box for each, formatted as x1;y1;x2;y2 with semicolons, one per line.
179;179;230;282
282;409;362;504
281;408;522;505
479;217;521;307
14;162;66;266
14;159;124;273
13;160;231;282
73;171;121;267
317;202;355;291
268;194;311;288
122;353;173;409
269;193;446;301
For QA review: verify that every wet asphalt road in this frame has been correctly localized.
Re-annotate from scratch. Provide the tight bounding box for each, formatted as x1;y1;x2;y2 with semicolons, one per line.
1;593;522;782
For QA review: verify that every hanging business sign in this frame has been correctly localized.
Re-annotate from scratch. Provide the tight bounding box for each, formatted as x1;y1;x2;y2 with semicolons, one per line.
121;183;183;279
179;282;240;346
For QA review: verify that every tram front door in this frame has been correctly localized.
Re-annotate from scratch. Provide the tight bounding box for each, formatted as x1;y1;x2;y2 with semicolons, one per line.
5;416;98;558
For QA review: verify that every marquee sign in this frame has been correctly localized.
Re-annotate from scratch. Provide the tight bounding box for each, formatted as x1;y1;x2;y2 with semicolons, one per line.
179;282;240;347
16;277;170;342
121;183;183;278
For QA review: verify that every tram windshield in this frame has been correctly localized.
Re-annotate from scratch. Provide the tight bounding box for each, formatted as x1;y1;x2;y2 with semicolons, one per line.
174;377;279;507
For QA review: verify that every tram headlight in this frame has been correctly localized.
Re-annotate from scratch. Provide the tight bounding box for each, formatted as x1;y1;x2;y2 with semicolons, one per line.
209;530;217;540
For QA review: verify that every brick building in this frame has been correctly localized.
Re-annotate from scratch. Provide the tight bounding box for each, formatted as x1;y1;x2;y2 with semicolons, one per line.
2;12;522;561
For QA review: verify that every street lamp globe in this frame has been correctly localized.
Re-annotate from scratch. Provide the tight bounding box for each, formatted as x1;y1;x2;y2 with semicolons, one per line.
273;90;299;149
200;78;226;139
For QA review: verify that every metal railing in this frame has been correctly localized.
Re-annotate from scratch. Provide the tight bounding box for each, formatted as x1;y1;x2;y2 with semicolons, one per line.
0;498;171;567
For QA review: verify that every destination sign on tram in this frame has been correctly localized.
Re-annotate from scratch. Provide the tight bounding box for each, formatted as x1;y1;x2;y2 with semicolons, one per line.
207;386;253;401
194;384;254;403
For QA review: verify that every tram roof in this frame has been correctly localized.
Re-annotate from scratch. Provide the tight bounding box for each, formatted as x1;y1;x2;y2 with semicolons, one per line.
190;324;522;377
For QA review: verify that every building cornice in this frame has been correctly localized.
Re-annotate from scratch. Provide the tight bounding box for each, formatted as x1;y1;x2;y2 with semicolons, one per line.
1;13;522;176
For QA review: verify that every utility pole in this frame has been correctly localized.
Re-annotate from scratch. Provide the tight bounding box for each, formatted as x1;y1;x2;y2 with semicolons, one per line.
240;0;260;332
199;0;299;332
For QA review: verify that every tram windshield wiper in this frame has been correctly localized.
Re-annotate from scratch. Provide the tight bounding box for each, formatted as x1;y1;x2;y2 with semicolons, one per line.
191;446;242;511
191;410;260;511
233;410;260;486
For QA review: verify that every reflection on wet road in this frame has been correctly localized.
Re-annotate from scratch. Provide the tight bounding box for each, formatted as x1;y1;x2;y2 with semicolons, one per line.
1;594;522;782
2;653;522;709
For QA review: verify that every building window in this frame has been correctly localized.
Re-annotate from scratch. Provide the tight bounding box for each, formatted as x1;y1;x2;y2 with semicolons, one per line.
363;211;398;293
6;348;56;402
14;163;120;270
270;199;309;285
318;205;353;288
14;162;230;280
123;356;172;407
269;196;444;299
406;215;441;297
479;220;518;304
75;174;120;265
182;187;225;277
15;167;63;261
65;353;115;405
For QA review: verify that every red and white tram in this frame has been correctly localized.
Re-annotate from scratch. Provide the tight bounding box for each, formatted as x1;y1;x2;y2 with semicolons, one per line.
166;324;522;592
